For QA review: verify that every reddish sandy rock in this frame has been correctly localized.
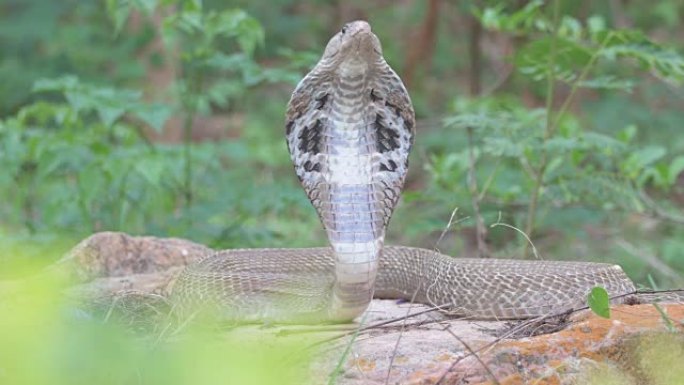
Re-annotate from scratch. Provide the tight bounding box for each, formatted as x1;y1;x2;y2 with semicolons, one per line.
320;302;684;385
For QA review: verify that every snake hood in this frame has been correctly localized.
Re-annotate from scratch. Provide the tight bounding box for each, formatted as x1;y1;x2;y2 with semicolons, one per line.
285;20;415;321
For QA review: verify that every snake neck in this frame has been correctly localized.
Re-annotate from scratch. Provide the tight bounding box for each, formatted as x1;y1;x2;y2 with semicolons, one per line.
322;60;386;320
286;41;414;322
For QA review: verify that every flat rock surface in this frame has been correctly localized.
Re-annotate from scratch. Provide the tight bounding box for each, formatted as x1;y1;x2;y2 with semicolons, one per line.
308;301;684;385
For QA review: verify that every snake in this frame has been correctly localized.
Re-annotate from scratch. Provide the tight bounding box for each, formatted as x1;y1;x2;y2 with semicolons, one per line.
171;21;636;324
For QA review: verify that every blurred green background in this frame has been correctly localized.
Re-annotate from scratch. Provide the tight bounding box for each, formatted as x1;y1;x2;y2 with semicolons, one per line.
1;0;684;282
1;1;684;384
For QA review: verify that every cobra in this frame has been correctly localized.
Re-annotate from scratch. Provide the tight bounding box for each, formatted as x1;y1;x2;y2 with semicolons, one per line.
172;21;635;323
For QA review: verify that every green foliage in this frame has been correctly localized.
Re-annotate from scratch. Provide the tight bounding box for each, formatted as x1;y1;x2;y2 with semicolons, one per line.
587;286;611;318
0;0;682;280
32;76;172;130
0;0;148;115
431;96;651;223
0;251;312;385
480;4;684;88
0;3;316;249
418;2;684;260
0;2;682;382
0;78;316;246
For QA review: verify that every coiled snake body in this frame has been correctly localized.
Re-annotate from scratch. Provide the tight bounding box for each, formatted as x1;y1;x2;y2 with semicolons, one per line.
172;21;636;323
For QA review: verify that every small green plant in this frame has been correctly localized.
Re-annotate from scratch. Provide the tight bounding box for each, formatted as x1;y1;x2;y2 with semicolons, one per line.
108;0;267;213
426;1;684;259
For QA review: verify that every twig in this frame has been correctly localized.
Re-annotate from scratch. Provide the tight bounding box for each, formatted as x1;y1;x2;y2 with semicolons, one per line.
549;31;614;133
491;212;542;260
434;208;469;253
638;189;684;225
431;314;501;385
328;312;369;385
384;285;422;384
466;125;490;258
310;303;455;348
477;159;502;201
616;238;684;285
481;64;515;97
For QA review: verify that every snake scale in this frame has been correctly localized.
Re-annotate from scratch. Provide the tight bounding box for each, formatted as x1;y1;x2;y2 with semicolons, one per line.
172;21;636;323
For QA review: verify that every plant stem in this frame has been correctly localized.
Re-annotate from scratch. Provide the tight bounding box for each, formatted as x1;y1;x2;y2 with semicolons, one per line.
20;165;37;233
522;19;613;258
523;0;560;257
467;126;489;257
466;14;489;257
551;32;614;131
182;68;203;220
182;110;194;209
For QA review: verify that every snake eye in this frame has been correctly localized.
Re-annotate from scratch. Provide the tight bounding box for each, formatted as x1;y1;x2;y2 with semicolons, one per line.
341;24;348;34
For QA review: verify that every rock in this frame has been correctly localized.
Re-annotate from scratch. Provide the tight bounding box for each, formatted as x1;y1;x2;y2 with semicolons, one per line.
36;232;684;384
310;301;684;385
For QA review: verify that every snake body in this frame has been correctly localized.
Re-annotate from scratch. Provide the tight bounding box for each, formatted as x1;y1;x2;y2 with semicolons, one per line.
173;21;636;323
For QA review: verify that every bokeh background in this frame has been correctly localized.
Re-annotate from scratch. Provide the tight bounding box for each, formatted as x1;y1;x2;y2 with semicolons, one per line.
1;2;684;385
2;0;684;287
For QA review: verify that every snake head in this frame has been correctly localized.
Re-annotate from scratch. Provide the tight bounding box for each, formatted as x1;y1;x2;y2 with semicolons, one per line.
321;20;382;67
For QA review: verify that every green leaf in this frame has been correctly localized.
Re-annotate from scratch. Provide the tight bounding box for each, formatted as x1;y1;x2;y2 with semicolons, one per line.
639;164;668;188
133;0;158;13
135;155;165;186
476;0;544;34
668;156;684;186
64;90;92;112
587;15;606;37
78;164;106;205
576;75;633;92
617;125;637;143
32;76;80;93
623;145;667;179
601;30;684;84
587;286;611;319
132;103;172;132
183;0;202;12
106;0;131;36
95;105;126;127
558;16;582;40
516;37;592;82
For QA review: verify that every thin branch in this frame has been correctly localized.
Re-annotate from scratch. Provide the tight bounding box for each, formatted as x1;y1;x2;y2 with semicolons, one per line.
477;159;502;201
467;126;490;258
434;207;465;253
492;212;541;260
616;238;684;286
550;31;614;132
310;303;455;347
638;189;684;225
481;64;515;97
466;12;489;258
431;314;502;385
523;0;561;256
384;284;422;384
